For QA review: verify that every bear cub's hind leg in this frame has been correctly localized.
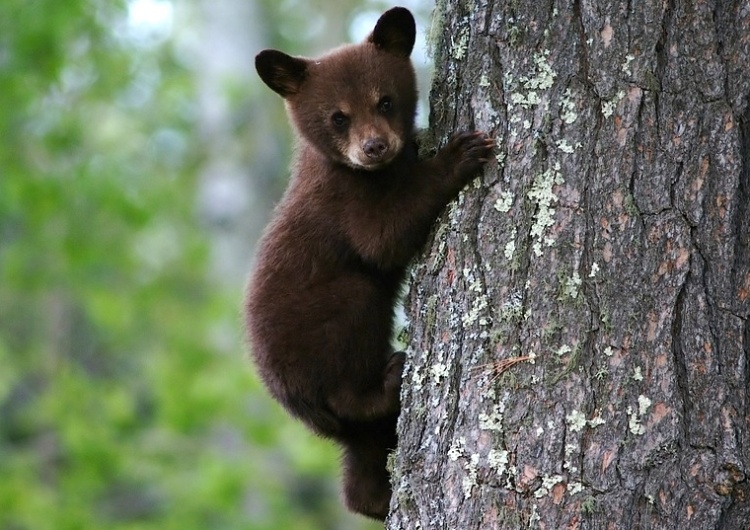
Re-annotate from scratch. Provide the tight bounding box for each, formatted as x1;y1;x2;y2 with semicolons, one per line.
341;420;397;521
327;351;406;422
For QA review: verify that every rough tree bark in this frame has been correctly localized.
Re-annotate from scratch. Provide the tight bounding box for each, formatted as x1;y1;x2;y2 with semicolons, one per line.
389;0;750;528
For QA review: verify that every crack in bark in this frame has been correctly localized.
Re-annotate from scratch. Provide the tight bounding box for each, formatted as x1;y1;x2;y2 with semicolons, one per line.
631;90;648;213
744;316;750;436
734;95;750;310
711;0;731;107
653;0;674;104
572;0;591;87
670;259;692;444
482;0;494;37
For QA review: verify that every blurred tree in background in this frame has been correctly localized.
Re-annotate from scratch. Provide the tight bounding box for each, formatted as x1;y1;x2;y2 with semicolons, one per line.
0;0;430;528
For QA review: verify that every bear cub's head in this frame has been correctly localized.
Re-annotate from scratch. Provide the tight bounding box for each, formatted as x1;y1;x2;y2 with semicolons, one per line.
255;7;418;170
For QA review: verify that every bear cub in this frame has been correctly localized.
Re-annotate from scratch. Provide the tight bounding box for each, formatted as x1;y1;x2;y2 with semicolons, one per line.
245;6;493;521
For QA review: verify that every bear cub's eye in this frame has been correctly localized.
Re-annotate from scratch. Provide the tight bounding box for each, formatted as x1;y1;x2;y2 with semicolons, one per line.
377;96;393;114
331;111;350;129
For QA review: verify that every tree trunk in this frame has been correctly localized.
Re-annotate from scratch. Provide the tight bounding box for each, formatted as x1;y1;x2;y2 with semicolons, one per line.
389;0;750;528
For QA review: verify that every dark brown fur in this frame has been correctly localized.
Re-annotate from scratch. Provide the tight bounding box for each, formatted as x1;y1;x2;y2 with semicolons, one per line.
245;7;493;521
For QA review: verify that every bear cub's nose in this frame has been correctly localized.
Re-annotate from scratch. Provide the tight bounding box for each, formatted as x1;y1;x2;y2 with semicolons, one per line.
363;138;388;159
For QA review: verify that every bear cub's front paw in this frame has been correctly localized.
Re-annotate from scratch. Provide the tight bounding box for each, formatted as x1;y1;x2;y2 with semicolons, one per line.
443;131;495;182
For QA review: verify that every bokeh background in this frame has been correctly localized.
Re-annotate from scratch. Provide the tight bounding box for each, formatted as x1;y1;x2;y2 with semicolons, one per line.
0;0;432;528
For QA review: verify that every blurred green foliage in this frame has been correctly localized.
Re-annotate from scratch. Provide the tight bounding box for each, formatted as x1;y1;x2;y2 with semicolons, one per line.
0;0;383;528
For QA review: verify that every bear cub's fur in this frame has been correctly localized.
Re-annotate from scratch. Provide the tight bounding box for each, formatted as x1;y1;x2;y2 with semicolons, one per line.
245;7;493;521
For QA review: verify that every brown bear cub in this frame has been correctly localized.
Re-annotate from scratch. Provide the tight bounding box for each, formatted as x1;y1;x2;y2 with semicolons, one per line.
245;6;493;521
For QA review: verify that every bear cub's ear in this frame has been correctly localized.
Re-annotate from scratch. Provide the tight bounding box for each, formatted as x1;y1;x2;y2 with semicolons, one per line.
368;7;416;58
255;50;308;98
